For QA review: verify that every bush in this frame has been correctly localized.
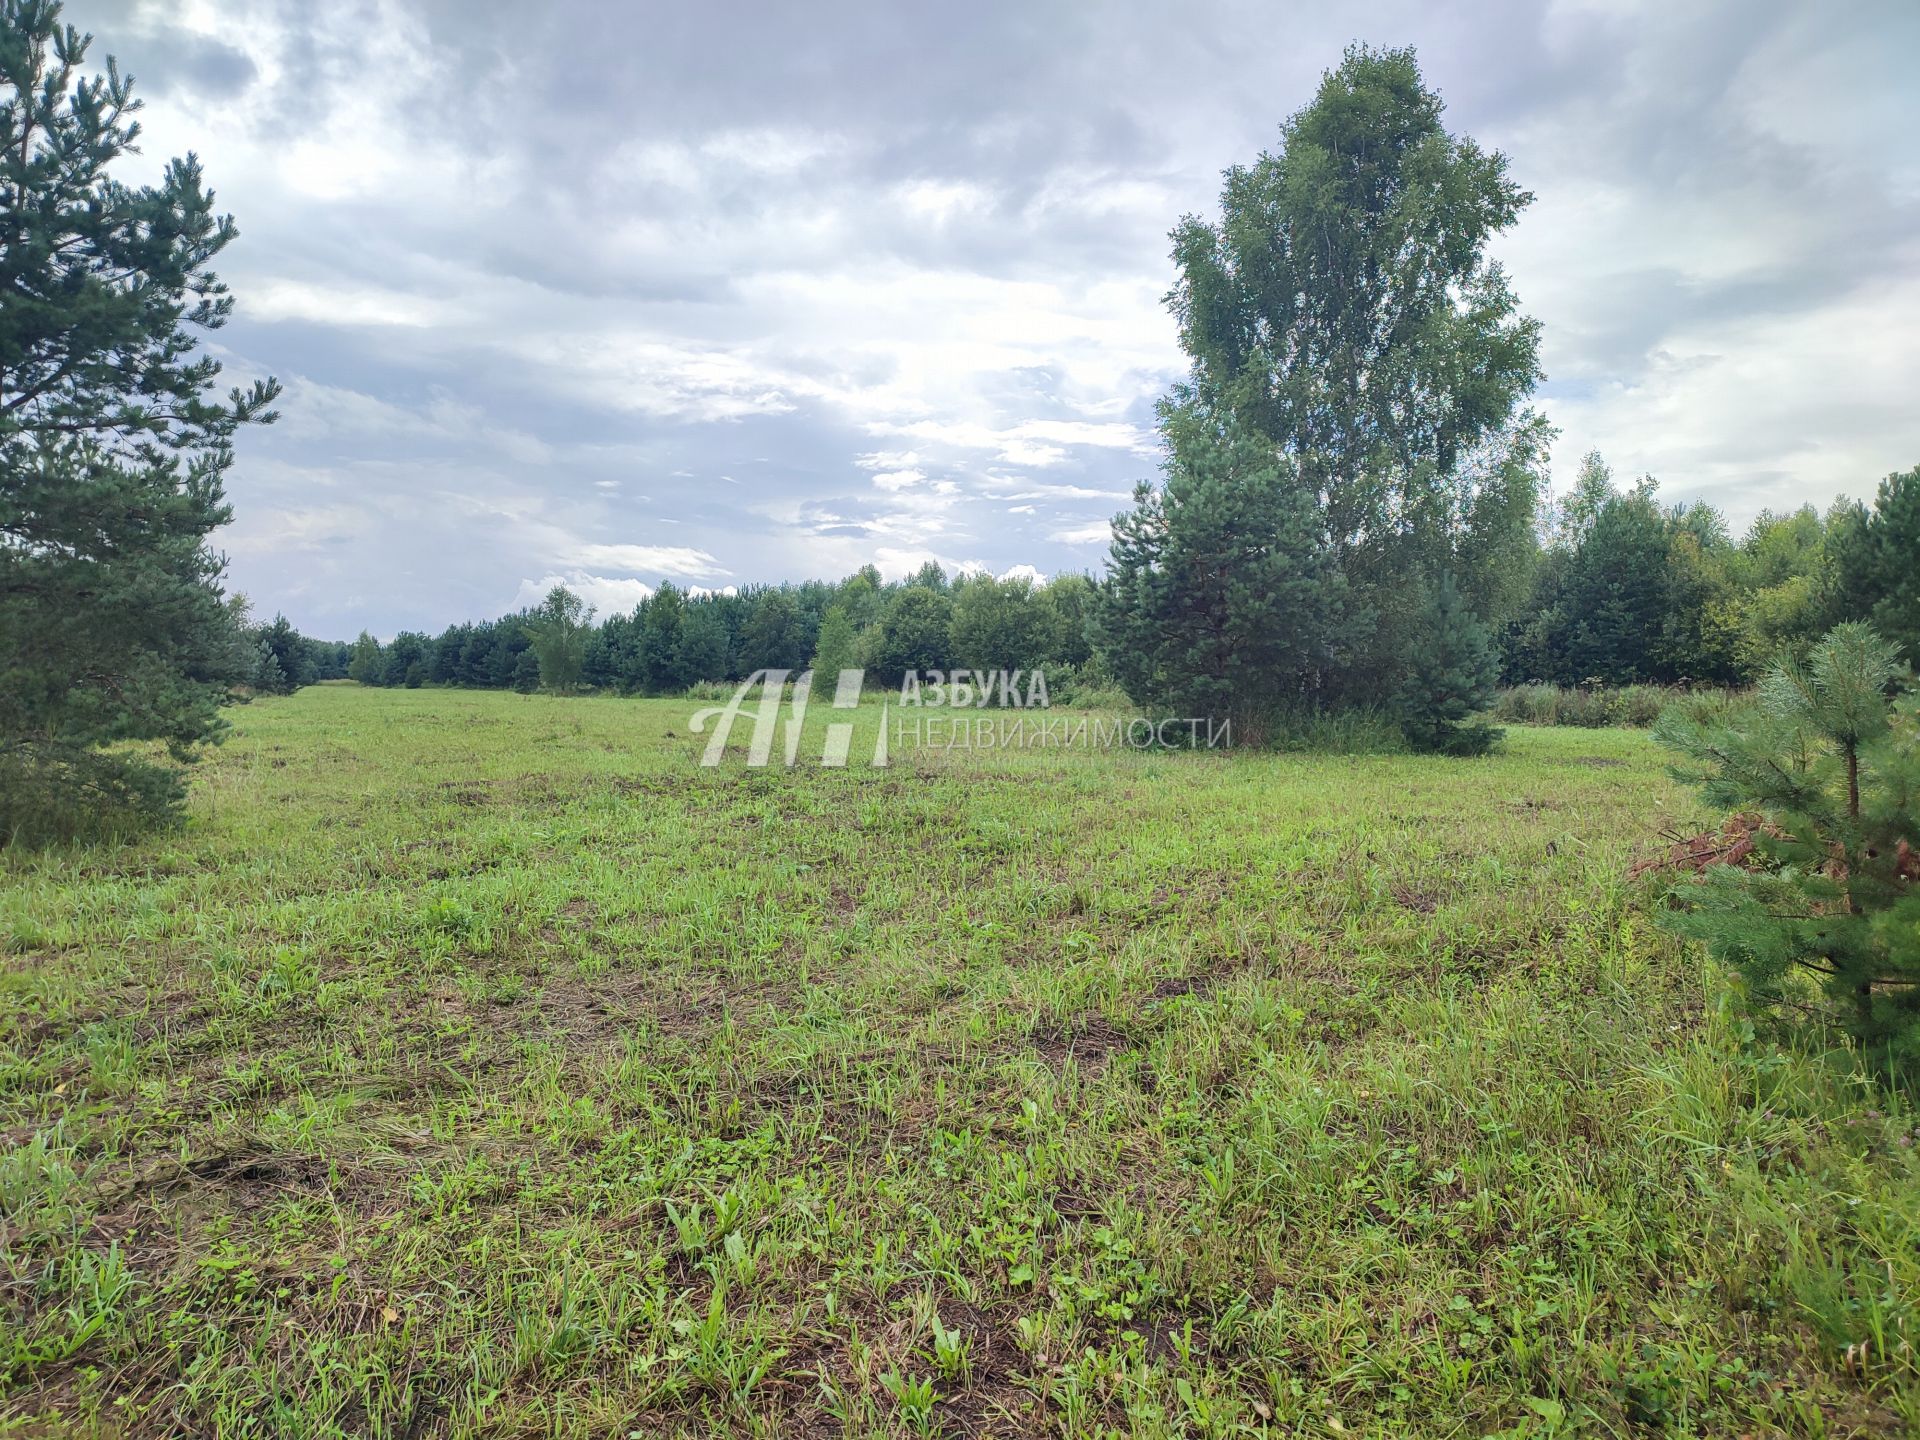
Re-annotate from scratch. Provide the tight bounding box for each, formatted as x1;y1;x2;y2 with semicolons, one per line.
1043;662;1130;711
1494;683;1745;728
1652;623;1920;1066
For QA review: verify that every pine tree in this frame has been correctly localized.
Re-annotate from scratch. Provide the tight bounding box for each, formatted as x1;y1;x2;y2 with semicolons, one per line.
1100;405;1362;735
1557;485;1671;683
1653;623;1920;1063
1830;466;1920;660
384;633;429;688
253;614;313;694
641;583;688;692
740;589;812;673
675;600;730;684
1397;573;1502;755
510;649;540;695
0;0;280;842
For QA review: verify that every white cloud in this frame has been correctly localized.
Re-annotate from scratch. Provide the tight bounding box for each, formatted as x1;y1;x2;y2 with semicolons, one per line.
245;279;455;329
568;543;726;577
896;178;992;225
514;573;655;615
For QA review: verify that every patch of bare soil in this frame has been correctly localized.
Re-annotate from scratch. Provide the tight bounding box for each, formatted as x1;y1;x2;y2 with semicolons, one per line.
932;1291;1041;1436
1029;1014;1130;1075
1390;881;1441;914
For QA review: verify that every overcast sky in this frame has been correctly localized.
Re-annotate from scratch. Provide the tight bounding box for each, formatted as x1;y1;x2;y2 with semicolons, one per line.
74;0;1920;638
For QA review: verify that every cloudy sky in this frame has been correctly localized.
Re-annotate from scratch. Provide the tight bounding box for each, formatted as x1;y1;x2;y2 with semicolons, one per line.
75;0;1920;638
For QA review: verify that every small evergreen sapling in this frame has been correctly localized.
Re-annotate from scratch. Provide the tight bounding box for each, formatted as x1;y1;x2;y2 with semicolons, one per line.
1397;573;1503;754
1653;623;1920;1064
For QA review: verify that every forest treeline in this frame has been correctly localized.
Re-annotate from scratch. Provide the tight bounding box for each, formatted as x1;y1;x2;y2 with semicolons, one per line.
299;453;1917;705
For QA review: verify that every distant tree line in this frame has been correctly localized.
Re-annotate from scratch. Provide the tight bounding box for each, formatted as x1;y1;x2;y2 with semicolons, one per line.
274;451;1920;721
336;565;1104;699
241;610;350;693
281;448;1916;725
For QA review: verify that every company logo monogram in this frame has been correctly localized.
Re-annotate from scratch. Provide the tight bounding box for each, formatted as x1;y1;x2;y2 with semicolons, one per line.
691;669;885;769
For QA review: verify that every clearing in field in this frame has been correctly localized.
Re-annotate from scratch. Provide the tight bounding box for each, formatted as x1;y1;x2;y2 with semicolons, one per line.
2;686;1916;1437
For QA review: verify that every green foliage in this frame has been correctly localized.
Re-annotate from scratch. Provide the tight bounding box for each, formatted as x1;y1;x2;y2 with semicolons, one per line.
0;0;279;842
347;633;384;686
1512;461;1920;690
1397;574;1502;755
1493;683;1729;729
1035;573;1096;669
1831;466;1920;661
1166;43;1544;693
948;574;1047;676
1100;408;1363;732
384;632;429;689
674;600;730;687
1548;481;1673;684
510;649;539;694
249;613;318;695
861;586;953;685
809;604;857;683
1654;623;1920;1064
522;587;593;695
740;589;814;674
640;583;689;692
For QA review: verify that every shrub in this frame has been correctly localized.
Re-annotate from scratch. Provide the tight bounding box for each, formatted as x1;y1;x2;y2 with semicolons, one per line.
1652;623;1920;1065
0;747;183;848
1044;663;1130;711
1495;683;1746;729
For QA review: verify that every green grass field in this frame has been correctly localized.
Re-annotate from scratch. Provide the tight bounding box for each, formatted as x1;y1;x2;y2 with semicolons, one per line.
3;685;1916;1437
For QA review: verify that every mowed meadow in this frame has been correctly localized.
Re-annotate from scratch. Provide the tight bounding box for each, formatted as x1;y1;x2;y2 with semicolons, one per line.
2;685;1916;1438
